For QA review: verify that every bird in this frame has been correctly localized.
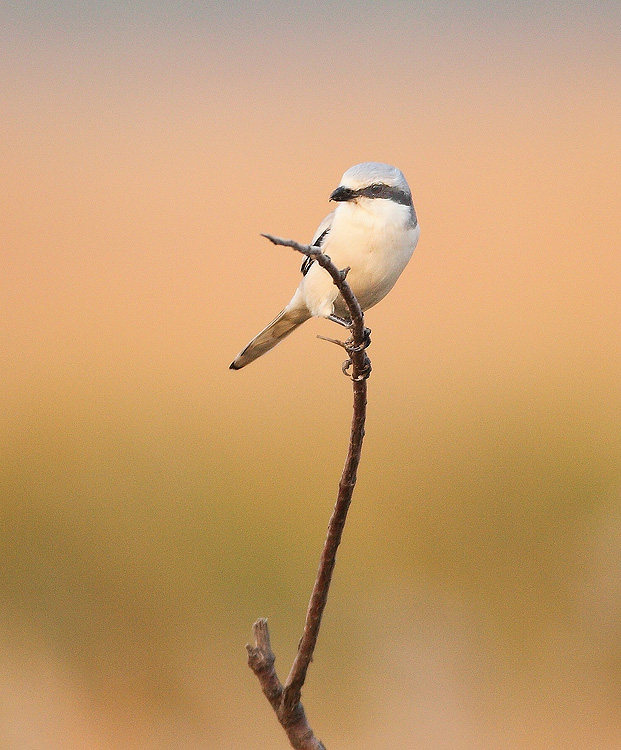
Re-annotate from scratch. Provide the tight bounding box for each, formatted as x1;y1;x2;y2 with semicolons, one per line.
230;162;419;370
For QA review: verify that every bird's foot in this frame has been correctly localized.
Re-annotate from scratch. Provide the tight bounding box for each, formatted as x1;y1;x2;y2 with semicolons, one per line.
344;326;371;351
319;322;372;380
342;351;372;381
341;326;372;380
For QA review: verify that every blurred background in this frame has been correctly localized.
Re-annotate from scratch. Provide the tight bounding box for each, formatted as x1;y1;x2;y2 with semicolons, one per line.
1;1;620;748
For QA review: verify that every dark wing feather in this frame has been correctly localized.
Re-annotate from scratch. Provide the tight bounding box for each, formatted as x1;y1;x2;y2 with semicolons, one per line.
301;227;330;276
301;255;314;276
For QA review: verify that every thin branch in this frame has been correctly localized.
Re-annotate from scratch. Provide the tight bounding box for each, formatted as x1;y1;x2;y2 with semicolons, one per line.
246;234;371;749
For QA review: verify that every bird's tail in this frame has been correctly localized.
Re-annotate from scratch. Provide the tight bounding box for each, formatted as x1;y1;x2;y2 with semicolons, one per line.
229;305;311;370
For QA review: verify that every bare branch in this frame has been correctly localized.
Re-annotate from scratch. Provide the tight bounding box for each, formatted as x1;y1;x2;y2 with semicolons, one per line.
247;233;371;749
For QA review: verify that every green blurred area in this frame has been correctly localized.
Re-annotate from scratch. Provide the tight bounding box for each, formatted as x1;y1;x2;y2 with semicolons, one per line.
1;370;619;747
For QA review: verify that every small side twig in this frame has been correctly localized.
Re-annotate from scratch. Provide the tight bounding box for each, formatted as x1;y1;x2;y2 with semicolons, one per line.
316;334;348;349
246;234;371;749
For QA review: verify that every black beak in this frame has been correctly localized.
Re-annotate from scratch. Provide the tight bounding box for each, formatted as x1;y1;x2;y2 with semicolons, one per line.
329;186;355;202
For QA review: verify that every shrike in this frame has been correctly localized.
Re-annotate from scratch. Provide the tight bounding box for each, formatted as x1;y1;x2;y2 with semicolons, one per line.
230;162;419;370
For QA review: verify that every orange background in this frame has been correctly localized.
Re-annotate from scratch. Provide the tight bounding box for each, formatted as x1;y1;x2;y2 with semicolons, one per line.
1;3;620;748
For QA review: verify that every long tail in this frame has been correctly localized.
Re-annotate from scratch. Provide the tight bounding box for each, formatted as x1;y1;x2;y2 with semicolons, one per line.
229;305;311;370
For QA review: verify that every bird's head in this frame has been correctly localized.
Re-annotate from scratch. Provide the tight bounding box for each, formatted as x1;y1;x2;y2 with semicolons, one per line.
329;162;412;208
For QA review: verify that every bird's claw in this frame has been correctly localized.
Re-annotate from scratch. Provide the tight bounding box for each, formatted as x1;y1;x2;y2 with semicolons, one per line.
344;326;371;353
342;352;372;380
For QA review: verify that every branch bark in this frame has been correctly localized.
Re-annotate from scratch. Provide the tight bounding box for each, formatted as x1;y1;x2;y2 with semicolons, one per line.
246;234;371;750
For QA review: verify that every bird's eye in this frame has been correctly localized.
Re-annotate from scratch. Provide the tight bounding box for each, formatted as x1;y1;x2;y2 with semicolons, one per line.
370;184;384;195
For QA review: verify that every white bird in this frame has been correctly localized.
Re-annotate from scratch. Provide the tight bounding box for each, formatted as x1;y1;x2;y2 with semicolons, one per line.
230;162;420;370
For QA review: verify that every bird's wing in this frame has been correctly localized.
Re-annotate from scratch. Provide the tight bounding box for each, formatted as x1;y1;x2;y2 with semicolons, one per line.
301;210;335;276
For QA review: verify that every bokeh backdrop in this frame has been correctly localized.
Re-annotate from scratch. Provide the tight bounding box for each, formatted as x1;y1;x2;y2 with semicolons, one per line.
2;1;620;748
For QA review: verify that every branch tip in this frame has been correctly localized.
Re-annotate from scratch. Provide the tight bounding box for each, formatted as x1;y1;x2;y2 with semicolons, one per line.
252;617;271;647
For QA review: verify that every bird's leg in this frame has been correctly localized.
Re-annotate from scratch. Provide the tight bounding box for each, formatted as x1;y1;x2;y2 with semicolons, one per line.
327;314;352;328
327;314;370;348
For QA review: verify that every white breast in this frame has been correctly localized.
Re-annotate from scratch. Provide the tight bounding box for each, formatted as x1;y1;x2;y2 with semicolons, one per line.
301;198;419;318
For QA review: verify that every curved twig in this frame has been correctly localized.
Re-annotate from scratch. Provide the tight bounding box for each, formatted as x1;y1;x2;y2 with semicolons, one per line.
245;234;371;749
